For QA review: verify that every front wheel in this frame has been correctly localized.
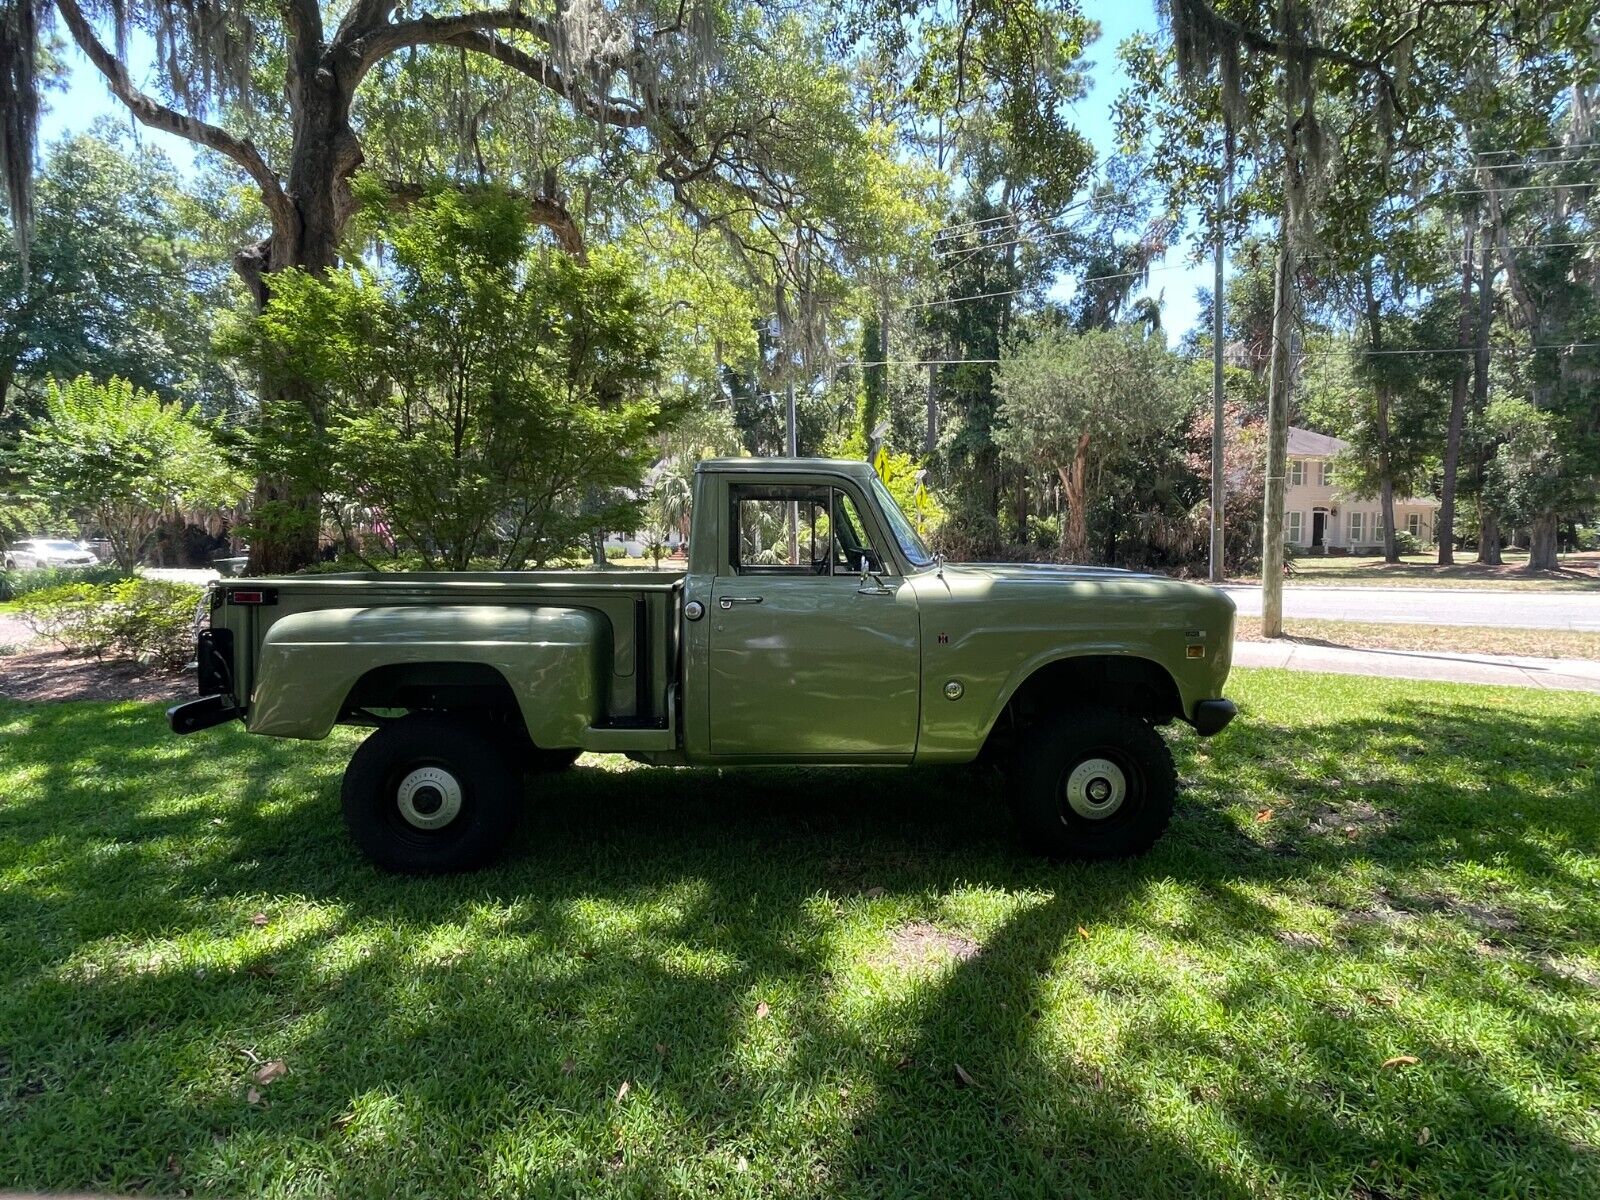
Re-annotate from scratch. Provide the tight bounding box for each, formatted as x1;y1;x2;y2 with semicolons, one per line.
1010;709;1176;860
341;715;522;873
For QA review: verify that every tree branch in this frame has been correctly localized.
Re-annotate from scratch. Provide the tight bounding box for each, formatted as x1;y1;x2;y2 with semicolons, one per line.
352;9;553;72
440;30;649;129
53;0;295;237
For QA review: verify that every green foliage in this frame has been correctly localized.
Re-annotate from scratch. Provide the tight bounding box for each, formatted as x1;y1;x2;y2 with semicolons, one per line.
5;375;245;569
12;577;200;666
996;324;1188;558
0;563;130;602
0;125;243;421
238;186;680;570
1391;529;1423;556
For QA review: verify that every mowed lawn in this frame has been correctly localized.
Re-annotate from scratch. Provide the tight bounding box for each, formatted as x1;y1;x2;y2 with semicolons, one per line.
1;673;1597;1198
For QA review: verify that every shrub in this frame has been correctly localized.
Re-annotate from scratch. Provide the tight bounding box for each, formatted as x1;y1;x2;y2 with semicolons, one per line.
13;583;108;651
13;578;202;667
0;564;130;601
1392;529;1423;556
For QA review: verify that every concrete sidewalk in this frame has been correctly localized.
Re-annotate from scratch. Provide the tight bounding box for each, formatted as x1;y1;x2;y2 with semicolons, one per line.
1235;639;1600;693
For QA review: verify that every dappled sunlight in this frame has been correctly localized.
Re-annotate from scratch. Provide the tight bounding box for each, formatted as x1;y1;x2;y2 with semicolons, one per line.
2;671;1599;1194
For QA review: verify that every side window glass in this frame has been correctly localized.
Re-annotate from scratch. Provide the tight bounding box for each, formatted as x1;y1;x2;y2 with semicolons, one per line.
729;485;831;574
830;490;882;573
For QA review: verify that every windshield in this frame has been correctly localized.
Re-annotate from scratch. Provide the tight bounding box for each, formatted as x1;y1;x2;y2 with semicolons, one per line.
43;541;82;552
869;477;935;569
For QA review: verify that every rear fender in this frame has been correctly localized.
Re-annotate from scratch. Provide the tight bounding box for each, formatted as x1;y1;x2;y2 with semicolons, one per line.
248;605;609;744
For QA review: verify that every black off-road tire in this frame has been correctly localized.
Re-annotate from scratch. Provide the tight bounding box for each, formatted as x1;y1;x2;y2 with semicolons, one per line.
1010;708;1176;860
341;714;522;873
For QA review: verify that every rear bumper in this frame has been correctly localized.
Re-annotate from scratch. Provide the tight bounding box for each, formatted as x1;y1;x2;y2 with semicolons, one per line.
168;694;239;735
1190;698;1237;737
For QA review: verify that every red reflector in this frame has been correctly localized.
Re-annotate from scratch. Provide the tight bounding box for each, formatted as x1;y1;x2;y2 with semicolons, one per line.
230;591;265;604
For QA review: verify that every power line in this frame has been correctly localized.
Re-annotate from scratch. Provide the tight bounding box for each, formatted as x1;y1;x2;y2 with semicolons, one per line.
839;342;1600;372
1474;141;1600;158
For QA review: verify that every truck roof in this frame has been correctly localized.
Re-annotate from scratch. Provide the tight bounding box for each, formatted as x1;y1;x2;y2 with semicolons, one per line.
695;456;879;479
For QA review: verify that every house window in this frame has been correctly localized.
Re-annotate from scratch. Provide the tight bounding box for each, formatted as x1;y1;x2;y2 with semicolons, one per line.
1287;511;1303;545
1373;519;1385;546
1315;460;1330;487
1407;513;1422;538
1288;460;1305;487
1348;511;1365;544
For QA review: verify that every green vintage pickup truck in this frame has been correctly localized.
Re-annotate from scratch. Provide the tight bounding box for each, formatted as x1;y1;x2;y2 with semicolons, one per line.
171;458;1237;872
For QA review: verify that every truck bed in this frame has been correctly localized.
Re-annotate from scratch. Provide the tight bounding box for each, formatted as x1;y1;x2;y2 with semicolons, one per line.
214;570;685;731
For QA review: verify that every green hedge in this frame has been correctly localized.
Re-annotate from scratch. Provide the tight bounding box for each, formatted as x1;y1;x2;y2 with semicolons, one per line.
12;578;203;668
0;564;131;602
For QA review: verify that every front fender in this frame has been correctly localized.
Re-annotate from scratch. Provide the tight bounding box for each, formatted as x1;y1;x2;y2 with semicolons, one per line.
248;605;609;744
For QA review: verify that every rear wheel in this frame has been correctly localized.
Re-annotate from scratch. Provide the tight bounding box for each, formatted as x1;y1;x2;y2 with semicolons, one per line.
1010;708;1175;860
341;714;522;873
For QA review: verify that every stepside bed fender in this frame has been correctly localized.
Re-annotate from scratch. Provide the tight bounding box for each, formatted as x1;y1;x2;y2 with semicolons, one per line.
247;605;609;743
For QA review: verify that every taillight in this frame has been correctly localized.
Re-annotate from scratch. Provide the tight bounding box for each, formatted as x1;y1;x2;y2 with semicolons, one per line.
226;588;278;605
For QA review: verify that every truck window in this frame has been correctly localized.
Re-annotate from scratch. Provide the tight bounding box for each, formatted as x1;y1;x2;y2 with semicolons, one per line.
729;485;832;574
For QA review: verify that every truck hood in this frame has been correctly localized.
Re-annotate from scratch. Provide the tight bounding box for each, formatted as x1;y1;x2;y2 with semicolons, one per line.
936;560;1232;603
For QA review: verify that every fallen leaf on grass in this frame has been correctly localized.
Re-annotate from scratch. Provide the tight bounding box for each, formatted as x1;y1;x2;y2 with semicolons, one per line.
1255;808;1274;822
655;1043;668;1058
1380;1055;1418;1070
245;1087;261;1105
1076;926;1090;940
953;1063;980;1089
864;887;885;899
561;1057;576;1075
755;1001;770;1019
165;1154;183;1177
331;1113;355;1131
249;912;269;927
615;1080;630;1102
1417;1127;1431;1145
253;1059;287;1085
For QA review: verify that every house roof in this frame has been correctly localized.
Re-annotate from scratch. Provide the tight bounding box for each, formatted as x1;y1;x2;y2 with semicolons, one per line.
1287;427;1348;457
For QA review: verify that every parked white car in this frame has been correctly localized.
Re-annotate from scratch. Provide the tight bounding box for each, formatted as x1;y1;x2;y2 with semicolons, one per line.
2;539;100;570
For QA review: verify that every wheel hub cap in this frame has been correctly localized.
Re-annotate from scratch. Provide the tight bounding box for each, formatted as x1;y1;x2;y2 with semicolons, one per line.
1064;757;1128;820
396;766;463;830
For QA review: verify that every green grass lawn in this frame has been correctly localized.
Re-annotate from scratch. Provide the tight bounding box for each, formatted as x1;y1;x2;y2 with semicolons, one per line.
2;672;1598;1198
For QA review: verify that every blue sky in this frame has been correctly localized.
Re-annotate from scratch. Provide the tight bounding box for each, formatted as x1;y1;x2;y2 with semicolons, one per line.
40;0;1210;341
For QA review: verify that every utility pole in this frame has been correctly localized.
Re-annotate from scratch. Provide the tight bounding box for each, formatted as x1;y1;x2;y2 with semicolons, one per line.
1209;166;1227;583
785;381;799;563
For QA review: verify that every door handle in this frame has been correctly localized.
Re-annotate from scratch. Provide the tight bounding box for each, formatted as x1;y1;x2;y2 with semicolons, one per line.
718;596;763;609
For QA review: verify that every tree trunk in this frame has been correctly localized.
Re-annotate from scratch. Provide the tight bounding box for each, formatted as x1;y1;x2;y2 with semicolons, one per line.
1361;267;1398;563
1528;511;1558;571
1437;223;1476;565
1057;433;1091;561
1472;231;1501;566
244;72;361;575
1477;511;1501;565
1260;217;1294;637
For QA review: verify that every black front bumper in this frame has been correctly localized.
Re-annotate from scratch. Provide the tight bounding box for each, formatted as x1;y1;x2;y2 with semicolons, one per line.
168;694;239;734
1191;698;1238;737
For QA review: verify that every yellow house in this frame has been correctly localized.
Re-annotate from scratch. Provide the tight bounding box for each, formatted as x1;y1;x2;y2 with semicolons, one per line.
1285;427;1439;552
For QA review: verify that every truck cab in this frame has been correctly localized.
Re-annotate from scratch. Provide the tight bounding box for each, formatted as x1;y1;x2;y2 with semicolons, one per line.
173;458;1237;873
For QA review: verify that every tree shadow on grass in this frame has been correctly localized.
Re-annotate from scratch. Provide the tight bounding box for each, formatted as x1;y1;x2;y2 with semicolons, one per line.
0;690;1597;1194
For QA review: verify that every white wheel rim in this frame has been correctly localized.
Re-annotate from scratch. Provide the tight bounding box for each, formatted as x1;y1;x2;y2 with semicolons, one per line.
1064;757;1128;820
396;766;463;830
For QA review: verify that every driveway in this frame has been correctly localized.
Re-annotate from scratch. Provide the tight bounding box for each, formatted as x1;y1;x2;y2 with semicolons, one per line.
0;614;30;647
1223;585;1600;631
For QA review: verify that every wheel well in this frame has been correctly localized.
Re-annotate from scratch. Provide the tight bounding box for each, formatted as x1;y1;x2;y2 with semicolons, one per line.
986;655;1182;753
340;662;522;725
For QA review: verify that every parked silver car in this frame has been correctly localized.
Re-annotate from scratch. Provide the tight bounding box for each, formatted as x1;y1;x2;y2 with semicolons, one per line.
2;539;100;570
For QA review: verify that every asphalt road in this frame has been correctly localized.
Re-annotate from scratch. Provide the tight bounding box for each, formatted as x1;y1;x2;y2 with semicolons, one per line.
1223;585;1600;631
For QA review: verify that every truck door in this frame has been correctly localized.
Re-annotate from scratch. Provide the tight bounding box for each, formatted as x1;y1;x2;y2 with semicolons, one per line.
708;482;921;758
